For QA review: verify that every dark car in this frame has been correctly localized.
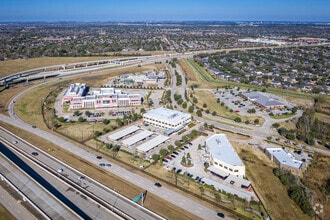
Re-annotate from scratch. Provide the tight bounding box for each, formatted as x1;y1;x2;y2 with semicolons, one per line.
154;182;162;187
96;156;102;159
171;154;176;158
32;125;37;128
106;163;112;167
99;163;105;167
176;169;182;174
32;152;39;156
173;152;179;155
217;212;225;218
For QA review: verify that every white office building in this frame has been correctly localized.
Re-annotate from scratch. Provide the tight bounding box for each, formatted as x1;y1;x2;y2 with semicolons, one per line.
205;134;245;178
143;107;191;130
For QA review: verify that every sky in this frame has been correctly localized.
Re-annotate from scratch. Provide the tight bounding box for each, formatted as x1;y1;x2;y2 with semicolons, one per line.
0;0;329;22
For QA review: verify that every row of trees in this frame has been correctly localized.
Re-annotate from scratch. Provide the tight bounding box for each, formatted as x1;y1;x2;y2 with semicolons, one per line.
273;168;314;216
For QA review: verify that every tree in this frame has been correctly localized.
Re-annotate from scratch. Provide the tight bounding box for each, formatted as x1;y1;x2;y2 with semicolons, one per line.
112;145;120;158
168;145;174;152
103;119;110;125
188;105;194;113
159;148;168;156
203;103;207;108
234;117;241;123
140;108;146;114
58;117;65;122
254;118;260;125
152;154;160;161
212;111;217;116
175;140;181;147
182;101;187;109
196;110;202;117
85;110;92;117
73;110;80;116
77;116;85;122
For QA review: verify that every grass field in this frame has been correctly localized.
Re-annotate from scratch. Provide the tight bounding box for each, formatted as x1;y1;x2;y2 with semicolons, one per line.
232;143;310;220
0;203;15;220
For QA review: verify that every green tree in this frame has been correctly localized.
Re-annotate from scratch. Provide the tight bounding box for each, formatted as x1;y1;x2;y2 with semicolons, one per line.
188;105;194;113
182;102;187;109
159;148;168;156
234;117;241;123
103;119;110;125
254;118;260;124
168;145;174;152
78;116;85;122
58;117;65;122
152;154;160;161
196;110;202;117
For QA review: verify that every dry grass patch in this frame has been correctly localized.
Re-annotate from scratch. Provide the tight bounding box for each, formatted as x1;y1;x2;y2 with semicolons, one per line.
178;59;198;82
232;143;310;220
0;203;15;220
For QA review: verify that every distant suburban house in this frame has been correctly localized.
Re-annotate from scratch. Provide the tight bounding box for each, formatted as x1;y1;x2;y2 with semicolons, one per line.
241;91;285;109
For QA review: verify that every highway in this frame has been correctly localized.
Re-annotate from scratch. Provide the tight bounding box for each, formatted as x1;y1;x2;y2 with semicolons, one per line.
0;127;165;220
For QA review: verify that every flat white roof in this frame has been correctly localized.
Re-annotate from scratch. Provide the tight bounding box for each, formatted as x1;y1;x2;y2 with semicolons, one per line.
122;130;154;146
266;148;302;169
201;177;257;201
207;166;229;178
206;134;244;167
224;175;251;187
144;107;191;123
137;135;169;152
108;125;140;141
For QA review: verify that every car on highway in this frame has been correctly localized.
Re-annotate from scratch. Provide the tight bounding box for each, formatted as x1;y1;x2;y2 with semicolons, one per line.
96;156;102;159
57;168;63;173
32;152;39;156
154;182;162;187
106;163;112;167
78;175;85;180
217;212;225;218
12;140;18;144
32;125;37;128
99;163;105;167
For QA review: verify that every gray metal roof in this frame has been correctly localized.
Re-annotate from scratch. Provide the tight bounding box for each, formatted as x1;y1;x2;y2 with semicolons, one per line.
243;91;284;107
122;130;154;146
108;125;140;141
206;134;244;166
137;135;169;152
266;148;302;169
